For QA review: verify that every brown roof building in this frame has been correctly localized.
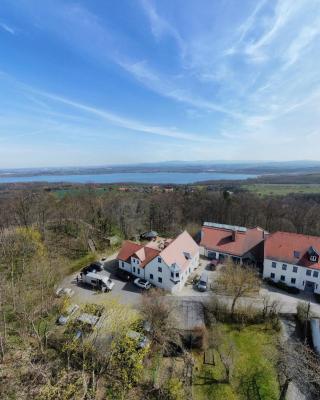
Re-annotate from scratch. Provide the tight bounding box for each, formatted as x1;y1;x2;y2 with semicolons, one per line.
200;222;265;265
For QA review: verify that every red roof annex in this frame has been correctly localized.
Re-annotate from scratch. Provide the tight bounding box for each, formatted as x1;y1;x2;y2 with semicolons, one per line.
200;226;265;257
265;231;320;270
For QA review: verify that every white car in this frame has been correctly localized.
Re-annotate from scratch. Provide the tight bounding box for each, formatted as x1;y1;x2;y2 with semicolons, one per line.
134;278;152;290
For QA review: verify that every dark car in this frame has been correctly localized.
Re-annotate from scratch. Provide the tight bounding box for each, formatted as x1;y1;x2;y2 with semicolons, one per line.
116;268;132;281
81;262;104;275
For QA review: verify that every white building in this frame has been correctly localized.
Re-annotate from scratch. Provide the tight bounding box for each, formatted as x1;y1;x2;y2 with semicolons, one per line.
263;231;320;294
117;231;199;293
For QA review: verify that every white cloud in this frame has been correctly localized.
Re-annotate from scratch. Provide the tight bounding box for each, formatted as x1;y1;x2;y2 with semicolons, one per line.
119;59;244;119
138;0;185;55
0;22;15;35
32;89;219;143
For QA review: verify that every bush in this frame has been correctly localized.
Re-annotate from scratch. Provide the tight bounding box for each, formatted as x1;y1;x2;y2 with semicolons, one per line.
264;278;300;294
206;296;281;327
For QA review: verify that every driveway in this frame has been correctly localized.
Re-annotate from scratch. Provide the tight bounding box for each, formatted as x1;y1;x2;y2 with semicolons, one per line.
59;252;143;307
59;253;320;316
175;257;320;316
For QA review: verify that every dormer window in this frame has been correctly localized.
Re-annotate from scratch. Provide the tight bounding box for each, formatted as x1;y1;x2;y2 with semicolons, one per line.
308;246;319;262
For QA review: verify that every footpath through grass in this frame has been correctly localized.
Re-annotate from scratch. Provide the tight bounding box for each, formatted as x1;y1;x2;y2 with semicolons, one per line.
192;323;280;400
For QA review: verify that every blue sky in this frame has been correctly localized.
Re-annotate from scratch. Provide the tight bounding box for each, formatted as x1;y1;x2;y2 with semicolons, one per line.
0;0;320;168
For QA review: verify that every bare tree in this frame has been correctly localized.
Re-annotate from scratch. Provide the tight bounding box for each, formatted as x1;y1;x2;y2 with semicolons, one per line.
277;340;320;399
140;289;180;353
215;261;260;316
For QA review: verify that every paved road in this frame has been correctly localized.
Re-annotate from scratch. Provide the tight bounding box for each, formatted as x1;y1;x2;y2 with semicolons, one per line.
59;253;320;316
59;252;142;307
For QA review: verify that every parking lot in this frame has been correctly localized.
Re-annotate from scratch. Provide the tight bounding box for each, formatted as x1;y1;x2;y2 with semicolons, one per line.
59;252;144;307
59;253;218;307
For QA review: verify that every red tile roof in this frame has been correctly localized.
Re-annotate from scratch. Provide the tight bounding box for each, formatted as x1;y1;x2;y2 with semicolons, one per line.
265;231;320;270
117;231;198;270
117;241;143;262
117;240;160;268
200;226;264;257
133;246;160;268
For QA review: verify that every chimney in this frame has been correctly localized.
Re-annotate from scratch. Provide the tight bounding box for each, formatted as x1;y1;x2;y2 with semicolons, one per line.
232;230;237;241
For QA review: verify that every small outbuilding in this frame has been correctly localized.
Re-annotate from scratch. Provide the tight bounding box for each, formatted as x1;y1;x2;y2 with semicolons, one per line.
140;231;158;240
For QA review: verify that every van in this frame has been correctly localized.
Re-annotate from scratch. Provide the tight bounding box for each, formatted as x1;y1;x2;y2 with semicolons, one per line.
82;272;115;292
197;271;208;292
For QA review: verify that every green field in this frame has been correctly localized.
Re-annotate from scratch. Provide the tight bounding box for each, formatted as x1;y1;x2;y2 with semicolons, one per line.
243;183;320;196
53;187;109;198
192;324;279;400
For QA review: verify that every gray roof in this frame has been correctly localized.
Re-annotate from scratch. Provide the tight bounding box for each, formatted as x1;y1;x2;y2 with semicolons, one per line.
175;300;205;331
204;221;247;232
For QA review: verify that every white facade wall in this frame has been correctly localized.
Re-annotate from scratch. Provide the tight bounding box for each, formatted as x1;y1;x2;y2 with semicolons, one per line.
119;251;200;293
200;246;242;263
118;260;132;273
263;258;320;294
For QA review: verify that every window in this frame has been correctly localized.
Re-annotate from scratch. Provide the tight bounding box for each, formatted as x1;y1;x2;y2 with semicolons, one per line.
306;270;312;276
150;274;153;280
272;262;277;268
158;277;162;283
158;257;161;263
133;267;136;273
280;275;285;282
158;266;162;273
121;261;124;268
292;266;298;273
291;278;296;284
171;272;174;278
176;272;179;278
310;255;317;262
282;264;287;270
270;273;275;279
137;268;140;275
313;271;319;278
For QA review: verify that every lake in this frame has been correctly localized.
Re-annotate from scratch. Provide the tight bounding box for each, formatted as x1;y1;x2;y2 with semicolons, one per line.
0;172;257;184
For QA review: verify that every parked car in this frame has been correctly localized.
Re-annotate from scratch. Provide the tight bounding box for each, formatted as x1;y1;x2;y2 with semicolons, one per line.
197;271;208;292
57;304;79;325
207;259;219;271
134;278;152;290
81;272;115;292
116;268;132;282
55;287;75;298
82;262;104;275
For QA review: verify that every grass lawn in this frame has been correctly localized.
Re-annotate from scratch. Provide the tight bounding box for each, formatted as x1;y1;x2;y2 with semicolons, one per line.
53;187;108;198
192;324;280;400
243;183;320;196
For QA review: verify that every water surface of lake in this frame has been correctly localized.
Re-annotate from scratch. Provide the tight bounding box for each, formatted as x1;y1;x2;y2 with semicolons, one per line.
0;172;257;184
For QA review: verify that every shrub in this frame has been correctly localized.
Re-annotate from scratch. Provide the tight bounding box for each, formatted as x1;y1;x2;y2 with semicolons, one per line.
264;278;300;294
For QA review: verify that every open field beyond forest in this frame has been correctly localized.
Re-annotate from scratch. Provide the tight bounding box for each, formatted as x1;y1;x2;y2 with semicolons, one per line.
243;183;320;196
192;323;279;400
